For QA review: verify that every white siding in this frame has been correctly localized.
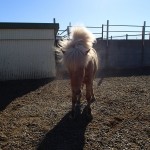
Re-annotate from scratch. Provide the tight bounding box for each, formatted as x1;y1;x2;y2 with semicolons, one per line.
0;29;56;81
0;29;54;40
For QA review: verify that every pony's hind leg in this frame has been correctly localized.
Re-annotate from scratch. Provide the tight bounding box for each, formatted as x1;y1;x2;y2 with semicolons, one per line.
91;86;96;103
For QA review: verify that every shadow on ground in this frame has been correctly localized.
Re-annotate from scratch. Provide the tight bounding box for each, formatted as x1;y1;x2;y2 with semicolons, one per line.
37;111;91;150
0;78;53;111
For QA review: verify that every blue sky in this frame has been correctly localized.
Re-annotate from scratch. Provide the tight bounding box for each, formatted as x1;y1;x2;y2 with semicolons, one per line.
0;0;149;38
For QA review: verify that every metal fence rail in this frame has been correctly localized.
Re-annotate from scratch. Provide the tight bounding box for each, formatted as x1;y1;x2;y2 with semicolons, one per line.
57;20;150;41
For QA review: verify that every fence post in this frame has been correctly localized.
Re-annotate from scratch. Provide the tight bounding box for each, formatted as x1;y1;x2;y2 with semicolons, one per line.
141;21;146;67
105;20;109;69
142;21;146;41
126;34;128;40
67;22;71;39
67;26;70;39
69;22;71;27
53;18;56;23
102;24;103;40
106;20;109;46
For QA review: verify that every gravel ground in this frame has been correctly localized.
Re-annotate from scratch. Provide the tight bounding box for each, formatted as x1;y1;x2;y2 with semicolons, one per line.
0;71;150;150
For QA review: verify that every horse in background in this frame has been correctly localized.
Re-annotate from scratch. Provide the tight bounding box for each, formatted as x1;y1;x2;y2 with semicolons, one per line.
55;26;98;119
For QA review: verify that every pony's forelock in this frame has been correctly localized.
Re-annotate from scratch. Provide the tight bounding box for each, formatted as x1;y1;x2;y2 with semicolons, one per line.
59;26;96;51
70;26;96;49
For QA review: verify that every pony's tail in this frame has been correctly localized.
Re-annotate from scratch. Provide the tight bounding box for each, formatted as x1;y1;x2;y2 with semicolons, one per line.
70;26;96;49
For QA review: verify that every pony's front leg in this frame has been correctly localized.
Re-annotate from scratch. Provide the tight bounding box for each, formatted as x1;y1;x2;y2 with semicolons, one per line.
85;81;94;120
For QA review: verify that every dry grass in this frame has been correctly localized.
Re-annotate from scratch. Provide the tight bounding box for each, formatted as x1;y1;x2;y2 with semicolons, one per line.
0;71;150;150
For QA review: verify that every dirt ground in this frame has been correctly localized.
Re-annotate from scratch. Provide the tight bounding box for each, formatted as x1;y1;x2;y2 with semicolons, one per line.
0;70;150;150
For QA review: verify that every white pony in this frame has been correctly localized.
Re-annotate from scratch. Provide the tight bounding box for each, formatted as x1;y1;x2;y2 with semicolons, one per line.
56;26;98;119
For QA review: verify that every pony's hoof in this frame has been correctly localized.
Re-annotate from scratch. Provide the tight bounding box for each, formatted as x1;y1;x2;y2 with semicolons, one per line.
86;108;93;121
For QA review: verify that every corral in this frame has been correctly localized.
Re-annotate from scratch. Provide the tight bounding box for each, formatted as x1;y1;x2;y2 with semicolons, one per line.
0;22;150;149
0;70;150;149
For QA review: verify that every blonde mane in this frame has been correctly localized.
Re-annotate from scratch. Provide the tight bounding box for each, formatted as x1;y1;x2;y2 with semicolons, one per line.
59;26;98;72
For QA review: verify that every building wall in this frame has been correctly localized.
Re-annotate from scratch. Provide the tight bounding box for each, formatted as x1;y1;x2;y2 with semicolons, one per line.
0;28;56;81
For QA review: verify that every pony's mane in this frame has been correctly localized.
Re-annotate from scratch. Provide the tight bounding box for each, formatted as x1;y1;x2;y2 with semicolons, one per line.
59;26;96;51
58;26;98;71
